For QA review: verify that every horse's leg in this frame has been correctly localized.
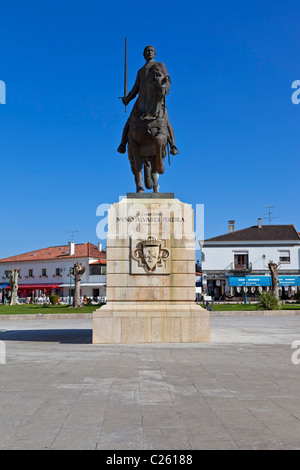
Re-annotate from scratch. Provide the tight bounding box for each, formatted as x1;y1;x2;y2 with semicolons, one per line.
128;146;136;176
154;133;167;174
144;159;153;190
135;169;144;192
130;139;144;193
152;172;159;193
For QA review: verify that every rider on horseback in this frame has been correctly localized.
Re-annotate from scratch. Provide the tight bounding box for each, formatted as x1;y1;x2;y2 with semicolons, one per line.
117;45;179;156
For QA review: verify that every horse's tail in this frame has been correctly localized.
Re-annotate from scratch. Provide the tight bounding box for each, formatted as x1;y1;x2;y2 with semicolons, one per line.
144;160;153;190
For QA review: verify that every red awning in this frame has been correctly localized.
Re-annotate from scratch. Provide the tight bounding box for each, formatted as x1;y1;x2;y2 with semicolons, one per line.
5;284;59;290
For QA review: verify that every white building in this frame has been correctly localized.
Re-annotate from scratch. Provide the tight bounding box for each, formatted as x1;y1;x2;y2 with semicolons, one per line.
201;220;300;300
0;242;106;303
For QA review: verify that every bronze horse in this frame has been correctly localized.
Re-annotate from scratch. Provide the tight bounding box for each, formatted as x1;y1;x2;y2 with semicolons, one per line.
127;64;169;193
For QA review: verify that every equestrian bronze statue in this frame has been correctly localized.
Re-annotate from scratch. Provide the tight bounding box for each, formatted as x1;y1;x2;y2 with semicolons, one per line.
118;45;178;193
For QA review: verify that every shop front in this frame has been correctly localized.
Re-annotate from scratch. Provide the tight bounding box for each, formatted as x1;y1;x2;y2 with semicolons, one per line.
203;275;227;300
58;282;106;303
0;283;9;303
5;283;60;302
228;275;300;300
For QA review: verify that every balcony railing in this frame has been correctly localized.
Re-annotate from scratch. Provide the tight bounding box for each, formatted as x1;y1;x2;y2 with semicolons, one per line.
230;262;252;272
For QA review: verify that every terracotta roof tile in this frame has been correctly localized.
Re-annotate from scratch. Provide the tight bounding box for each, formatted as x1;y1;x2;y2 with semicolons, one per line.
0;243;106;263
89;259;107;265
205;225;300;242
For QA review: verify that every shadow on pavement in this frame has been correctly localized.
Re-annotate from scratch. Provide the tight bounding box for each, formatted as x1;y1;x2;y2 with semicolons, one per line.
0;329;93;344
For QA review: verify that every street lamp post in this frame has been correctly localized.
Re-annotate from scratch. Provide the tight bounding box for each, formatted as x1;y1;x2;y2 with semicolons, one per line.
69;268;74;306
2;275;9;305
244;264;248;304
1;287;5;305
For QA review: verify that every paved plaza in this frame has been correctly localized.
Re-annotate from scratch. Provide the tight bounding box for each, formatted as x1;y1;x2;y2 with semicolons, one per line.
0;314;300;450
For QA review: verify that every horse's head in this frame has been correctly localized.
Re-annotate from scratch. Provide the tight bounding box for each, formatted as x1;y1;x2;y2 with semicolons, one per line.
146;64;167;117
148;63;167;89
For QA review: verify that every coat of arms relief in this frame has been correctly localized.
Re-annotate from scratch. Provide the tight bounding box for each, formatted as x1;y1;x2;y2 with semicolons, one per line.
131;236;171;274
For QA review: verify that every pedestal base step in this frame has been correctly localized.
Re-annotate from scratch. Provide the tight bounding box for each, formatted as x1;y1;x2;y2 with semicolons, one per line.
93;302;210;344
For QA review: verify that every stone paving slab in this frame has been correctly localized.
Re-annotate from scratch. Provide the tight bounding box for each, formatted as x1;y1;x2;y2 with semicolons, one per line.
0;316;300;450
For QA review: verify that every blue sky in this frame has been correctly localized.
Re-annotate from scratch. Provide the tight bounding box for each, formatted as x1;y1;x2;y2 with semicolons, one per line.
0;0;299;259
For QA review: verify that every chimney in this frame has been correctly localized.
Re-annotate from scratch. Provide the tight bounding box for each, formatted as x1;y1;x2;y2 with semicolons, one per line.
258;218;262;229
98;243;102;251
69;241;75;255
228;220;235;233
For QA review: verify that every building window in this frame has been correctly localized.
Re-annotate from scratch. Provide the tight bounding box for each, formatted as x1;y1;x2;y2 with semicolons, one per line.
29;269;33;277
278;250;290;263
55;268;61;276
89;265;105;275
234;253;249;270
42;269;47;277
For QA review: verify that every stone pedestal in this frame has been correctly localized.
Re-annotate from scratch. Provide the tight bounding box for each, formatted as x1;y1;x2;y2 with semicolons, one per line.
93;194;210;343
